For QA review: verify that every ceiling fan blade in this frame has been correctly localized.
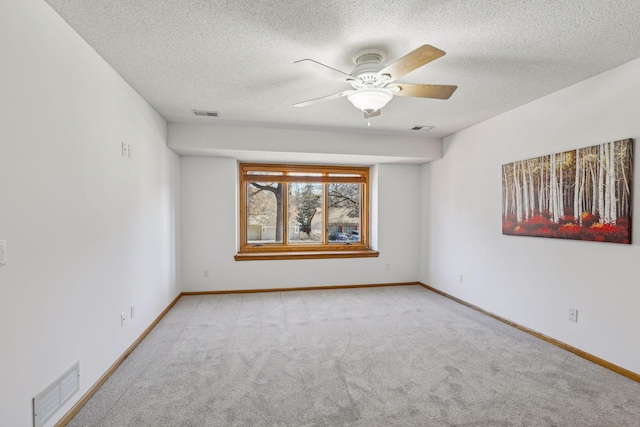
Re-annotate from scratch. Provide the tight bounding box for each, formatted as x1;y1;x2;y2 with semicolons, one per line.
293;90;354;108
376;45;446;83
364;109;381;119
294;59;355;82
391;83;457;99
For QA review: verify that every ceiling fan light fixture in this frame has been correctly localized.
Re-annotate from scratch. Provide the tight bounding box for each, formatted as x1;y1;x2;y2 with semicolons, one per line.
294;45;456;118
347;89;393;113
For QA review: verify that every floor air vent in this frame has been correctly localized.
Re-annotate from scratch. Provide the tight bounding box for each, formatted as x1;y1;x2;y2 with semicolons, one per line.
33;362;79;427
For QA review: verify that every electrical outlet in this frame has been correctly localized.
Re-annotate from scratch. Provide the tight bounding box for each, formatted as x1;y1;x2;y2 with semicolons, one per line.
121;312;126;327
569;308;578;322
0;240;6;266
121;142;133;159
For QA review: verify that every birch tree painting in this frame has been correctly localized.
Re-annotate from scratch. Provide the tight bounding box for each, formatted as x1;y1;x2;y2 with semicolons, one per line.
502;139;633;244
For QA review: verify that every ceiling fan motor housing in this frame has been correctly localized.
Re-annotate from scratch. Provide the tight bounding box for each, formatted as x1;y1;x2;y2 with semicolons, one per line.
351;49;387;89
347;49;394;113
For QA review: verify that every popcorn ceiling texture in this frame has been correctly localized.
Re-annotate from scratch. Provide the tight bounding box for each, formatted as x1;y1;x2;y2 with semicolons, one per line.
45;0;640;138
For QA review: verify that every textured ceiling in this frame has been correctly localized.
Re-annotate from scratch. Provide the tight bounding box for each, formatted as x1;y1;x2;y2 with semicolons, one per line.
45;0;640;139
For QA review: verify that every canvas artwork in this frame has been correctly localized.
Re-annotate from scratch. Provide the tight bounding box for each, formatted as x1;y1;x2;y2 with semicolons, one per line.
502;139;633;244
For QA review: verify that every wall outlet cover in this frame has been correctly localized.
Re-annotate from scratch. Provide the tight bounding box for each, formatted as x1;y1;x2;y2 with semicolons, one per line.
0;240;6;266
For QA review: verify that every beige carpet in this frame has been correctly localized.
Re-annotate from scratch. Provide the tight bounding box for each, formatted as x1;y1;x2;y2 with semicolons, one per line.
67;285;640;426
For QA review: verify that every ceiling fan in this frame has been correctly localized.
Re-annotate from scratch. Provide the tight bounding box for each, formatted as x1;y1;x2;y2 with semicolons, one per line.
293;45;457;119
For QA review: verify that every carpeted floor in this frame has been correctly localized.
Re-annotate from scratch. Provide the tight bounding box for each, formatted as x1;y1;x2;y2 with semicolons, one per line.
67;285;640;426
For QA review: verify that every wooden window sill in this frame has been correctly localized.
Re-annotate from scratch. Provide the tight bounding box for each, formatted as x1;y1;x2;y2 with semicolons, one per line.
234;249;380;261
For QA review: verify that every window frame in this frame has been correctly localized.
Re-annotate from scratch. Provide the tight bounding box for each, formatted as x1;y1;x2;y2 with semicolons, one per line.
236;163;378;261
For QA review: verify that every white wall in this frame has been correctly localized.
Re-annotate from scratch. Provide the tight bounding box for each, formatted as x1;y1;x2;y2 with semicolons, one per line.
0;1;180;425
169;123;442;164
420;57;640;375
180;157;420;291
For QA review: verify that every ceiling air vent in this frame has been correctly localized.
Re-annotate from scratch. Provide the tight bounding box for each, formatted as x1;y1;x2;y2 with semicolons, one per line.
410;125;435;132
192;110;220;117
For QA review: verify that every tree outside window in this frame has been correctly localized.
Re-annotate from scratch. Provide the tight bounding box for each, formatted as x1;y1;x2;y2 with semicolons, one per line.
237;164;375;260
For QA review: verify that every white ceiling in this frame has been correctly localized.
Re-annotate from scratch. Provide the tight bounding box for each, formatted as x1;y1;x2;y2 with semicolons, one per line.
45;0;640;139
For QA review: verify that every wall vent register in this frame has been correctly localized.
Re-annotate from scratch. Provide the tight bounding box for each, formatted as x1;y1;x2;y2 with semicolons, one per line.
33;362;79;427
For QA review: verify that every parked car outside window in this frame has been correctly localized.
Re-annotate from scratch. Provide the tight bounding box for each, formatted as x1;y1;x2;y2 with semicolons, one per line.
328;232;349;242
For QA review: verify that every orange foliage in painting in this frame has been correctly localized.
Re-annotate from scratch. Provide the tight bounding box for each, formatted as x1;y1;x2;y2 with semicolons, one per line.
502;214;630;244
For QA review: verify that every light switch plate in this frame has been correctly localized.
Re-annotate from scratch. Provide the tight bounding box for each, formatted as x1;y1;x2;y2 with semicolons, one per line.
0;240;6;266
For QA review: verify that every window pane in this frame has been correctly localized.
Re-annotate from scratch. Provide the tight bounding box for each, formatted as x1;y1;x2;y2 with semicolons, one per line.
288;183;323;243
247;182;283;244
239;163;370;256
328;183;361;242
288;172;323;177
246;171;284;176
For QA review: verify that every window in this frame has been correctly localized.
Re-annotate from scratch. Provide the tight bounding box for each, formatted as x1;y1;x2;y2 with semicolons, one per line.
236;163;378;260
